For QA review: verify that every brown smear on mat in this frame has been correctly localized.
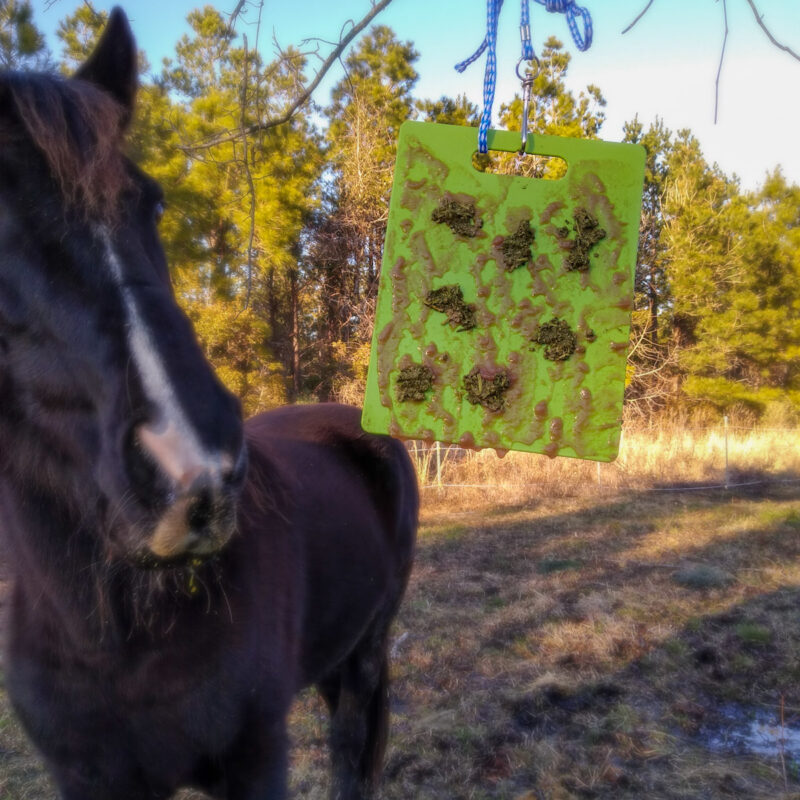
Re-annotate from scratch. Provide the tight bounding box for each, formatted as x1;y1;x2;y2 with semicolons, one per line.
533;318;577;362
558;207;606;272
420;343;461;441
396;364;435;402
424;285;477;332
463;367;511;412
431;195;482;237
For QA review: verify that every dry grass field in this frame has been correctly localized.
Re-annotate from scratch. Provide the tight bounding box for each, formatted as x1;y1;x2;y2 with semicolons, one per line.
2;424;800;799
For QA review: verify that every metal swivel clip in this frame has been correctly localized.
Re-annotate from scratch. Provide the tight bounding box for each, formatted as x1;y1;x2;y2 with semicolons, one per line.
516;54;540;154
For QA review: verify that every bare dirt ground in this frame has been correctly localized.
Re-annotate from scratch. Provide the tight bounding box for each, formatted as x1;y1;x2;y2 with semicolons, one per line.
3;482;800;799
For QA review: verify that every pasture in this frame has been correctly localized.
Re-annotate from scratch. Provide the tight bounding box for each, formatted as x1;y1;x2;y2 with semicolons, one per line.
2;426;800;799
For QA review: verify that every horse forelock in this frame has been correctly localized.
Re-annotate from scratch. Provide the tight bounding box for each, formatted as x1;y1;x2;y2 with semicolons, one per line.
1;73;130;220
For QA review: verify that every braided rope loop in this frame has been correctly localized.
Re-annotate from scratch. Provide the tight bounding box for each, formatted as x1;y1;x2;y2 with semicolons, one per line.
536;0;593;51
454;0;503;152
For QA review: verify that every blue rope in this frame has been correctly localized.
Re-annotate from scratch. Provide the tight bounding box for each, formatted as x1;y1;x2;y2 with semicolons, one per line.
535;0;593;51
520;0;535;62
455;0;593;153
455;0;503;153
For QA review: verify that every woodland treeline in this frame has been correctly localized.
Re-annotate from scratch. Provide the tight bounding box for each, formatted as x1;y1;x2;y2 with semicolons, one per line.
3;1;800;424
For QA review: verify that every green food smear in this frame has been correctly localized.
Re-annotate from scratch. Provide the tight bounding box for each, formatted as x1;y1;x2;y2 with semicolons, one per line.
533;318;577;361
559;207;606;272
396;364;435;402
500;219;535;272
424;285;477;331
431;196;482;237
463;367;510;412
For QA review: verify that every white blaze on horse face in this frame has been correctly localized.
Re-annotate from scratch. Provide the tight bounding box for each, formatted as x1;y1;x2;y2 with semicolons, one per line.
97;227;229;494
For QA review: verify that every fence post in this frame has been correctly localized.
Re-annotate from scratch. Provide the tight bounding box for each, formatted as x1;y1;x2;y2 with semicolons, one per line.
435;440;442;489
723;415;730;489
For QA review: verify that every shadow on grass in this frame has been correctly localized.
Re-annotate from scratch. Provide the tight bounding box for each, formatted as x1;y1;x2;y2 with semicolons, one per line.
483;584;800;800
378;479;800;798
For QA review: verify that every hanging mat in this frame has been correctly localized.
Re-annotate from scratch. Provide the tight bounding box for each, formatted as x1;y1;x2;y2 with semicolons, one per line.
362;122;645;462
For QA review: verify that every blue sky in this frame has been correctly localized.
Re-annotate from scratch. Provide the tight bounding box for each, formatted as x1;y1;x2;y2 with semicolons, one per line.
32;0;800;190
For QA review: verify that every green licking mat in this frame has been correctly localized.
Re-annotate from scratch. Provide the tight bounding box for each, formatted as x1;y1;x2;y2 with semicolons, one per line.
362;121;645;462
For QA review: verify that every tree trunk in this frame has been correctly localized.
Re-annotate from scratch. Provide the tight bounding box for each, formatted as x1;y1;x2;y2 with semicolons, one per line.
289;268;300;399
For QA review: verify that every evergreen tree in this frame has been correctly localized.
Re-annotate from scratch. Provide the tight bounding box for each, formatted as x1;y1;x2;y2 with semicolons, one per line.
507;36;606;138
157;7;323;410
491;36;606;178
306;26;419;401
664;133;800;416
623;117;675;416
0;0;48;70
417;93;479;126
56;2;106;73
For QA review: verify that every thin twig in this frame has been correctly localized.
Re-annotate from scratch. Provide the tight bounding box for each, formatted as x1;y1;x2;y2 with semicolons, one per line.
253;0;264;126
180;0;395;153
622;0;655;35
745;0;800;61
239;33;257;310
714;0;729;124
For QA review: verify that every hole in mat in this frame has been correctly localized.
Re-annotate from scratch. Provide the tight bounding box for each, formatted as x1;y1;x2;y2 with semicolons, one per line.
472;150;567;180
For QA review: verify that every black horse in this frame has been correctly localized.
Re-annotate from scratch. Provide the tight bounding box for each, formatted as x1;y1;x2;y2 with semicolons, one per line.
0;9;417;800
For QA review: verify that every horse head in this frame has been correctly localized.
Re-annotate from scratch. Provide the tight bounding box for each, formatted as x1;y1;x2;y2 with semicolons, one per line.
0;9;246;567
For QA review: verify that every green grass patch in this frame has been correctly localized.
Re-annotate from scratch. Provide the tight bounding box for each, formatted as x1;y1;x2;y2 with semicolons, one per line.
536;557;583;575
735;622;773;646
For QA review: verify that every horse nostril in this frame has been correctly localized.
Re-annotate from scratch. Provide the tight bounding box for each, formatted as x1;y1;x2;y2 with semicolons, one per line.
186;488;214;531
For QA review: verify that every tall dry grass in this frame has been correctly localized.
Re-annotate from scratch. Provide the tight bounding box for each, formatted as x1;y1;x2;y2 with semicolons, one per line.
409;422;800;505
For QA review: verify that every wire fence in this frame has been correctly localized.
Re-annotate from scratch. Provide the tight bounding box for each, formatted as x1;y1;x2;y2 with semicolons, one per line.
405;415;800;495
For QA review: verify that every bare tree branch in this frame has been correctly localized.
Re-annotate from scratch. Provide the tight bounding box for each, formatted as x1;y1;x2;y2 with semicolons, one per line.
745;0;800;61
228;0;248;28
714;0;729;124
623;0;798;124
621;0;655;35
180;0;395;154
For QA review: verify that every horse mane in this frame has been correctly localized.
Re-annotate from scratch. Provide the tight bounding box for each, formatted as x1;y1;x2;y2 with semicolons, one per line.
0;72;129;220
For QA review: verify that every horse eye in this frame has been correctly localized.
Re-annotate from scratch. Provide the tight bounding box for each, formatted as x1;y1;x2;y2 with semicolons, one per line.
154;202;166;224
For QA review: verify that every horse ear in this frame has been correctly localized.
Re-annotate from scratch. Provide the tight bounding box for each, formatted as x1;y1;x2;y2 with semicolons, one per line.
74;7;137;125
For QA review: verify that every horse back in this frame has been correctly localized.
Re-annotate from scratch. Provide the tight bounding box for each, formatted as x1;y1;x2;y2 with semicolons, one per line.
242;404;418;685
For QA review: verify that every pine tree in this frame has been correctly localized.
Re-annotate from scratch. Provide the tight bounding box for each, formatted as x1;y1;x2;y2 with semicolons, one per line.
623;117;675;417
305;26;419;401
56;2;106;73
664;133;800;417
0;0;49;70
491;36;606;178
417;93;479;126
156;7;323;410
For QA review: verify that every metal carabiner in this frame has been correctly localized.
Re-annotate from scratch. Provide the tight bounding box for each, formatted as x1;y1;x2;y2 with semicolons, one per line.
515;56;540;153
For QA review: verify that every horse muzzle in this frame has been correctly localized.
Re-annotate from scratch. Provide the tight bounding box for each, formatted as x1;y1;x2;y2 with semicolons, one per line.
145;471;238;563
129;422;247;565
